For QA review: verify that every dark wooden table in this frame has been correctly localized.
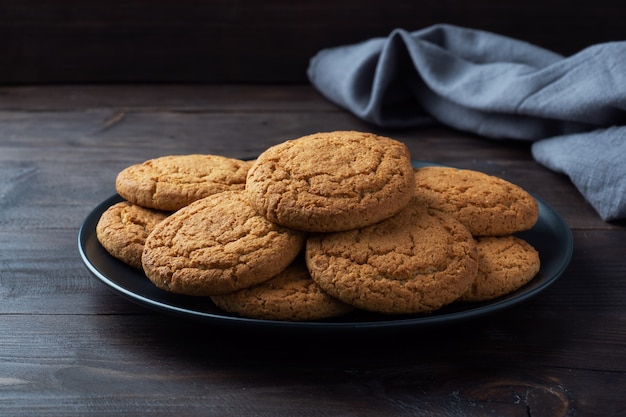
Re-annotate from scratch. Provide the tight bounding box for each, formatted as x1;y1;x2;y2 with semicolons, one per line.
1;84;625;417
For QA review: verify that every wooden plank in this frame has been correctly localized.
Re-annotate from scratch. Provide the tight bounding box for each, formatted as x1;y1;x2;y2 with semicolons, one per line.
0;314;624;416
0;102;615;231
0;84;625;417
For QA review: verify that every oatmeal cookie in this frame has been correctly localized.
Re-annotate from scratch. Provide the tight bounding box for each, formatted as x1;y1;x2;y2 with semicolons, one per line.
210;256;354;321
141;190;306;296
412;166;539;236
96;201;169;269
116;154;252;211
246;131;415;232
461;236;540;302
305;203;478;314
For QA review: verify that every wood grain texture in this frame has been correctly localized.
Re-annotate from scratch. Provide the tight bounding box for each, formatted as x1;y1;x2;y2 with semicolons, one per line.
0;84;625;416
0;313;624;416
1;1;626;83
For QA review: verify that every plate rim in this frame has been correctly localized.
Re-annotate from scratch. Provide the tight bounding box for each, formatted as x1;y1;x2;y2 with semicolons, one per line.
78;161;574;331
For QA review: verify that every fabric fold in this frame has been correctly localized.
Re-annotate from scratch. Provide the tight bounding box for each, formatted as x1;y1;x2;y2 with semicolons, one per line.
307;24;626;221
532;127;626;221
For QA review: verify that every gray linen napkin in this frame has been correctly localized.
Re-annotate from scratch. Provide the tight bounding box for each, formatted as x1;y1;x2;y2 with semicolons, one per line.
307;24;626;221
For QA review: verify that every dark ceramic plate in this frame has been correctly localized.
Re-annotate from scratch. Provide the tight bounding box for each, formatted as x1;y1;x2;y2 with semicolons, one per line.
78;161;573;332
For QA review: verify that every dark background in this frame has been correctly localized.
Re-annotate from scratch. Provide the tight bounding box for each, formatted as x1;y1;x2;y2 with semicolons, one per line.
2;0;626;84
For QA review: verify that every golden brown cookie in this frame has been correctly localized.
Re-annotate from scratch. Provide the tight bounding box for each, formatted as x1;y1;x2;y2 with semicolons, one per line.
461;236;540;302
116;154;252;211
210;256;354;321
305;203;478;314
412;166;539;236
141;190;306;296
96;201;169;269
245;131;415;232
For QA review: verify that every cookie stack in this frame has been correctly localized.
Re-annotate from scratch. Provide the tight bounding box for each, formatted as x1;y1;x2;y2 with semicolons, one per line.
96;131;540;321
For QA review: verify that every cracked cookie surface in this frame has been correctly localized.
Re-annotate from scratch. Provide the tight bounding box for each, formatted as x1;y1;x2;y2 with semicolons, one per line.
413;166;539;236
116;154;252;211
305;203;478;314
96;201;169;269
245;131;415;232
210;256;354;321
461;236;540;302
141;190;306;296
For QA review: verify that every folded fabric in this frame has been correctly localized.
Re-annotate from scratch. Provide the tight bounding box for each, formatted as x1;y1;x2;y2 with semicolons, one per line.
532;127;626;221
307;24;626;221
